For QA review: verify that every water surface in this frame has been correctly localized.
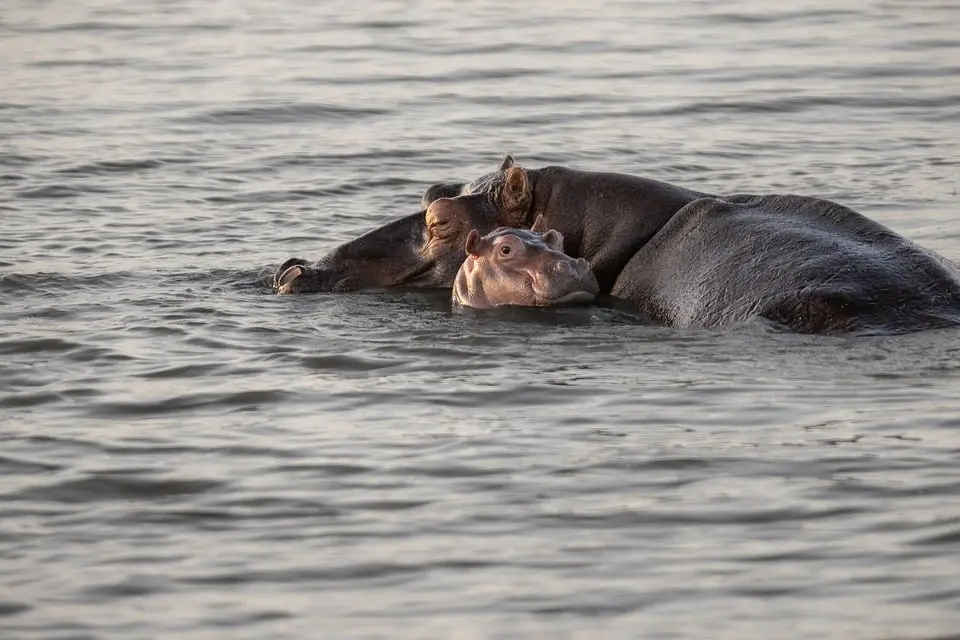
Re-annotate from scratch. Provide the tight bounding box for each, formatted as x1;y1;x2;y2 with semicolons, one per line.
3;0;960;638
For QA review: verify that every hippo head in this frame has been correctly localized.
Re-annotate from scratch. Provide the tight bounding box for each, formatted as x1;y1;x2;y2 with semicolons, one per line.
452;217;599;309
275;155;535;295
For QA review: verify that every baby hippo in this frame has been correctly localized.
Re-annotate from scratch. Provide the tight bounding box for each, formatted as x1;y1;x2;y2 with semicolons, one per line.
452;222;599;309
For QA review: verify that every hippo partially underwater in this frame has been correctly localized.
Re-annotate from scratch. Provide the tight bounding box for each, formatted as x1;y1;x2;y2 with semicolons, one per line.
452;220;599;309
275;156;960;335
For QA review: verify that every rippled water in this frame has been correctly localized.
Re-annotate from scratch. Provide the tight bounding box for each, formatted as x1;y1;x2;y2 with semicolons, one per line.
3;0;960;638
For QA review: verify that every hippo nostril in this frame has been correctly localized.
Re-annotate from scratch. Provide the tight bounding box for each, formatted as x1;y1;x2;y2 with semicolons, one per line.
275;257;308;289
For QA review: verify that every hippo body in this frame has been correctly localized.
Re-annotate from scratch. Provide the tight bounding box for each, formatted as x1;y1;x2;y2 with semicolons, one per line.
276;156;960;335
612;194;960;333
452;225;599;309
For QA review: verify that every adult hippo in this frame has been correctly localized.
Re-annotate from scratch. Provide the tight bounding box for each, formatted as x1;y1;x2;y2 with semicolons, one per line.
452;222;599;309
276;156;960;334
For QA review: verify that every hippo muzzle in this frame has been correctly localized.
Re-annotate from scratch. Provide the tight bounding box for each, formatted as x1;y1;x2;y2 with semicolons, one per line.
532;256;598;305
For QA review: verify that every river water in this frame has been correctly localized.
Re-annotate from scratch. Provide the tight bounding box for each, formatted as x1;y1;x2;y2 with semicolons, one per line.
3;1;960;638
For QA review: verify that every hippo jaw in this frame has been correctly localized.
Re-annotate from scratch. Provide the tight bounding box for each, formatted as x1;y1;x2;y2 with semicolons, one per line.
536;288;598;306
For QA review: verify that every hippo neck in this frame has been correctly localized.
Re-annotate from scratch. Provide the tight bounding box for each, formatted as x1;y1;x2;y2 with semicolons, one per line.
526;166;709;292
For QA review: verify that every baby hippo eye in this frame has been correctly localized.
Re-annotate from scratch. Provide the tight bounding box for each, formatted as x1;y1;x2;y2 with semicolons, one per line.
499;244;511;256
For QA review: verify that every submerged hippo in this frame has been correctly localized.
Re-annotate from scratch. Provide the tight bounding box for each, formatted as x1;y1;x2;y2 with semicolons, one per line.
452;220;599;309
276;156;960;335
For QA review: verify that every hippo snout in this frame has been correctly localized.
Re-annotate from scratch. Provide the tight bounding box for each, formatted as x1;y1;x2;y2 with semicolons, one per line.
275;258;340;294
551;257;597;287
568;257;593;280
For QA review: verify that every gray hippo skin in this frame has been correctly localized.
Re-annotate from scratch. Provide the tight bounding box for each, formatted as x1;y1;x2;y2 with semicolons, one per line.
452;221;599;309
277;155;960;334
610;194;960;333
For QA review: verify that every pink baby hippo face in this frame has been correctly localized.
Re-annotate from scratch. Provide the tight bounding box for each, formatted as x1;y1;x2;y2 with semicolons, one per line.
452;224;599;309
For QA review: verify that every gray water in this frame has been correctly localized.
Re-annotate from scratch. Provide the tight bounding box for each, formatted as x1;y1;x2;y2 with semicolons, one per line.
3;0;960;638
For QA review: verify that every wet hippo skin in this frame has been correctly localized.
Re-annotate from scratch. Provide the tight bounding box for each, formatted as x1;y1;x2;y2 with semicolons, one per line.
277;156;960;335
452;221;599;309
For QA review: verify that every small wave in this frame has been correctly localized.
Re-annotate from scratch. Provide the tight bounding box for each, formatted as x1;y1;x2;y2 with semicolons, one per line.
6;473;223;503
909;527;960;547
386;464;507;479
181;103;389;125
55;158;188;176
707;9;860;25
643;94;960;117
34;20;142;32
299;353;400;373
83;575;173;600
0;337;82;356
88;389;294;418
0;601;31;617
0;454;63;474
536;505;867;528
15;184;110;199
270;462;371;476
181;562;422;586
29;57;134;69
0;152;41;167
135;363;226;380
351;19;421;30
0;270;136;294
315;67;537;87
0;391;67;409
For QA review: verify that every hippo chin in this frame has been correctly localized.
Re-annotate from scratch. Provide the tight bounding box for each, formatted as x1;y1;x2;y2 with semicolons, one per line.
452;220;599;309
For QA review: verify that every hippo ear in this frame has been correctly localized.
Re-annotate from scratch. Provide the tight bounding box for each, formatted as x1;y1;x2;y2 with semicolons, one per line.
502;166;532;219
464;229;482;256
499;154;515;170
530;214;548;233
542;229;565;252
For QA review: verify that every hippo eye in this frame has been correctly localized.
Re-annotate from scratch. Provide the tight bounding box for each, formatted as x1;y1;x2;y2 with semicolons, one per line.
499;245;511;256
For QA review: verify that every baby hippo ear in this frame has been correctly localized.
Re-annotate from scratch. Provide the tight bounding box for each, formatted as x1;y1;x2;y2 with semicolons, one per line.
464;229;482;256
541;229;565;252
530;214;548;233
